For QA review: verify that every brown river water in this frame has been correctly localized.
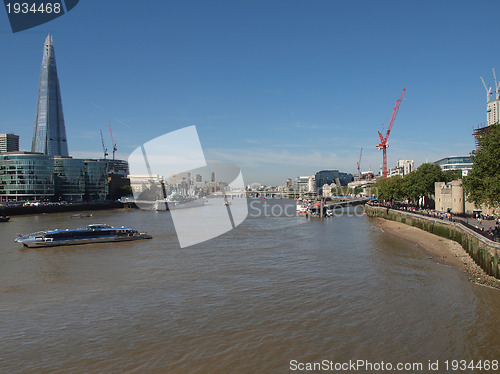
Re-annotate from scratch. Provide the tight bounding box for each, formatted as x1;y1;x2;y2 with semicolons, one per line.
1;199;499;373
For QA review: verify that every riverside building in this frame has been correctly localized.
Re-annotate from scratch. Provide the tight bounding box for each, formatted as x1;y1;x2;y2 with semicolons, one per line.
0;153;108;202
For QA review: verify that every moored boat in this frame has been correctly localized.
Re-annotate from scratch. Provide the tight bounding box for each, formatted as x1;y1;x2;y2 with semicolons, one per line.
296;200;308;214
15;224;152;248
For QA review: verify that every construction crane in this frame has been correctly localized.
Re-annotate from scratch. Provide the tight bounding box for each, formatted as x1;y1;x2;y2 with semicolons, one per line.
480;76;492;103
356;148;363;178
100;129;108;159
376;88;405;179
493;68;500;100
108;120;117;160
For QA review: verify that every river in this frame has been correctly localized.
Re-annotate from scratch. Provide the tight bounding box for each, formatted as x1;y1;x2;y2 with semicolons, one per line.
1;199;499;373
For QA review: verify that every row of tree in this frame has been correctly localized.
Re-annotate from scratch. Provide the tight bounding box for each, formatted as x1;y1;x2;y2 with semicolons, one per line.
371;164;461;202
372;124;499;208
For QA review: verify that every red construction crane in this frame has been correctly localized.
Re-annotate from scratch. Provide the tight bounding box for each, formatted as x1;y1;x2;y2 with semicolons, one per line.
108;120;117;160
356;148;363;177
376;88;405;178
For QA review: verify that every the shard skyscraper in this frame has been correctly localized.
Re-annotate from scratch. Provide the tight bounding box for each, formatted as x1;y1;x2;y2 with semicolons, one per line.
32;34;69;156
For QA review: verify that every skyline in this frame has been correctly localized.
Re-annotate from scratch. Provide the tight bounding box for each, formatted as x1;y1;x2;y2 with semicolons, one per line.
1;1;499;185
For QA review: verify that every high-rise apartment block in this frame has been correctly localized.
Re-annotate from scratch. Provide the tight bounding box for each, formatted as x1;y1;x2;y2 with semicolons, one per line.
486;99;500;126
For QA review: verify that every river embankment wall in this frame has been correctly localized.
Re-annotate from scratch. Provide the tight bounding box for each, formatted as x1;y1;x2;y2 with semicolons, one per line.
0;201;123;216
365;204;500;280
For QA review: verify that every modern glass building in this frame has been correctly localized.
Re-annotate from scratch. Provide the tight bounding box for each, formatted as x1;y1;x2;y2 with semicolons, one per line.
53;156;85;201
32;34;69;157
433;156;473;172
0;152;54;202
84;160;108;200
0;154;108;202
315;170;354;194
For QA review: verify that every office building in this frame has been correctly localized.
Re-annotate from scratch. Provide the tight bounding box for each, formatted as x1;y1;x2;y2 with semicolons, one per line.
0;133;19;153
0;153;108;202
32;34;69;156
315;170;353;195
434;156;472;176
0;152;55;201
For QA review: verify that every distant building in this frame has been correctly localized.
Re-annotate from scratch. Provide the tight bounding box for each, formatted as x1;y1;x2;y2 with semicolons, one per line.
99;158;130;200
434;156;472;175
308;174;316;193
397;159;413;175
32;34;69;156
294;176;309;194
315;170;353;195
388;160;413;177
128;174;164;195
473;70;500;149
0;133;19;153
486;96;500;126
102;159;129;176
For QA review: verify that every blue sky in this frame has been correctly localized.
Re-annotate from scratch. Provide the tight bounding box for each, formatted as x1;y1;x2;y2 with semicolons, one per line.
1;0;499;185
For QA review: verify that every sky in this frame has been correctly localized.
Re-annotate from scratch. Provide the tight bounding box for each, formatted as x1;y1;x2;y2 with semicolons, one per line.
0;0;499;185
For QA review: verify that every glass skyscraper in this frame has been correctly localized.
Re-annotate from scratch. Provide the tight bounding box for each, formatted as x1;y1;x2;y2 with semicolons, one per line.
32;34;69;156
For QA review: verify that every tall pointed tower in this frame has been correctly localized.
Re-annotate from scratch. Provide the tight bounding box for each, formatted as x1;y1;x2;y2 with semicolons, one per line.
32;34;69;156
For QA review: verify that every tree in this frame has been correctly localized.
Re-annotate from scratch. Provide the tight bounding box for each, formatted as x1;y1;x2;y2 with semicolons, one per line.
403;163;443;201
443;169;462;182
463;124;500;208
374;175;404;201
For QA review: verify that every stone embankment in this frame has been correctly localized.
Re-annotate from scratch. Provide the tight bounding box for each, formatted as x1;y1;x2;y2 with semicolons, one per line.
366;204;500;287
0;201;123;216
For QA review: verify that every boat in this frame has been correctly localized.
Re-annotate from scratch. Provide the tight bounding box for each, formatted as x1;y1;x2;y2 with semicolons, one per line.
0;215;10;222
154;192;207;211
71;213;93;218
15;224;152;248
296;200;308;214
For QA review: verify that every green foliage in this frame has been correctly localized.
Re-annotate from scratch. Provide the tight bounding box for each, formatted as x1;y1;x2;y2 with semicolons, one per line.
353;186;363;195
406;163;444;199
120;184;133;196
463;124;500;208
443;169;462;182
374;163;450;202
373;175;404;201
